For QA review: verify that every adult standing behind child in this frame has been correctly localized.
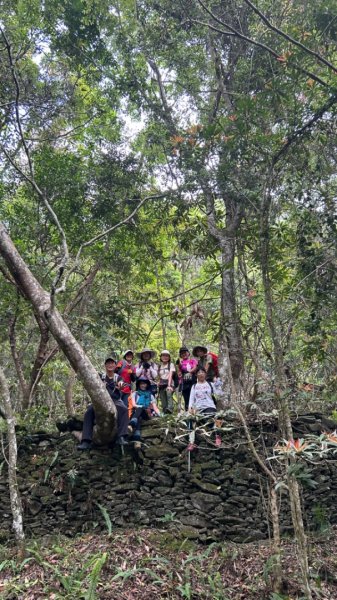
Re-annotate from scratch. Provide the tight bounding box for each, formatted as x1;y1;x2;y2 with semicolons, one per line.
116;349;136;407
176;346;198;411
192;345;217;382
158;350;176;414
135;348;158;395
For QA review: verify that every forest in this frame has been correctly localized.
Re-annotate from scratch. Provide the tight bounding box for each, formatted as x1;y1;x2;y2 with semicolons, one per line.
0;0;336;598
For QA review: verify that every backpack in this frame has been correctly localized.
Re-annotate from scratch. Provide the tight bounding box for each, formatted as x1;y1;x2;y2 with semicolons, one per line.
208;352;219;378
172;368;179;388
101;374;121;400
116;359;127;374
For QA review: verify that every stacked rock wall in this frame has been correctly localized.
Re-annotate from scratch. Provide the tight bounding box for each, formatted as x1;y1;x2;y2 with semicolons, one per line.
1;415;336;542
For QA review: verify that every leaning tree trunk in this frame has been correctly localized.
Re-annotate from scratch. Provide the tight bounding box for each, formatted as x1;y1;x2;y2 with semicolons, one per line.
0;367;25;551
0;223;117;445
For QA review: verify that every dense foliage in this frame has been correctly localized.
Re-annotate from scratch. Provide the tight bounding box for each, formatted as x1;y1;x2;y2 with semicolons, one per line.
0;0;336;418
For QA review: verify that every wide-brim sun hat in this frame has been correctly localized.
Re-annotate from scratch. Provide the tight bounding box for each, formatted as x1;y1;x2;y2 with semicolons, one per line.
136;348;156;360
123;349;134;359
160;349;171;357
192;345;208;357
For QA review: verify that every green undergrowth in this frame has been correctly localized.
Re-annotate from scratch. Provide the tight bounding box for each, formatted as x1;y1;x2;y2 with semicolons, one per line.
1;528;337;600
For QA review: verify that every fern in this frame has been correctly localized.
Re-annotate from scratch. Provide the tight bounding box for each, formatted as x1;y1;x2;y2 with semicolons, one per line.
85;552;107;600
95;502;112;535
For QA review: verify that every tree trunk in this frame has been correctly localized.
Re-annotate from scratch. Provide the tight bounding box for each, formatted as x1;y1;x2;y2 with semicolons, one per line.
26;314;50;408
218;239;245;398
180;254;189;345
260;191;312;599
0;223;117;445
0;367;25;551
65;370;76;416
155;264;167;348
8;315;30;407
222;339;283;593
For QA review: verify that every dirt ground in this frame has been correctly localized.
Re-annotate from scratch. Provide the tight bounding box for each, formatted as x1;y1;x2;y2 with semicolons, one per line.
1;526;336;599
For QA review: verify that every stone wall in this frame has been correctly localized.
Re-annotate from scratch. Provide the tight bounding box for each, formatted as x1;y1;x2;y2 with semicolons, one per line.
1;414;336;542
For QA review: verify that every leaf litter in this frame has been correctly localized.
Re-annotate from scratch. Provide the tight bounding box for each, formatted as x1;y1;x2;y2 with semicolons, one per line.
0;526;337;599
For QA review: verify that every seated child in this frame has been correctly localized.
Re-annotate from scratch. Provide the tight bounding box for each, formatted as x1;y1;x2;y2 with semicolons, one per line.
128;378;160;444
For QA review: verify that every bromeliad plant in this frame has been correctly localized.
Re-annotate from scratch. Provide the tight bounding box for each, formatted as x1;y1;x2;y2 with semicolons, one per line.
271;431;337;461
274;438;312;456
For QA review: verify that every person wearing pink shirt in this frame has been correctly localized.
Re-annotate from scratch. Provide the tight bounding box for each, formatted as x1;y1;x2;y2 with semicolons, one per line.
176;346;198;411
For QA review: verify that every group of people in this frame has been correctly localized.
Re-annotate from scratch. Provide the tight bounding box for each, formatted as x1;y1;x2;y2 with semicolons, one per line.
77;345;220;450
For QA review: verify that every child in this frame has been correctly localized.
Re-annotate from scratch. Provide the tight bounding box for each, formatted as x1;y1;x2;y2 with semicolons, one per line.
128;378;160;444
158;350;176;414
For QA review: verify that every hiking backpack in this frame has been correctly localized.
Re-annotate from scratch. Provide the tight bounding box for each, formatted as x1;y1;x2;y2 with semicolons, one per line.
116;359;127;374
208;352;219;378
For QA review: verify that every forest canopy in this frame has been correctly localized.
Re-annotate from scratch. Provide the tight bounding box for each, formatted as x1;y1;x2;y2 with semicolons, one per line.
0;0;336;412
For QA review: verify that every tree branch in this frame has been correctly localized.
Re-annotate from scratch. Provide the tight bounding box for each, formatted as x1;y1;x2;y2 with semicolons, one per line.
0;27;69;299
242;0;337;74
61;192;169;289
193;0;330;88
147;58;177;135
272;92;337;164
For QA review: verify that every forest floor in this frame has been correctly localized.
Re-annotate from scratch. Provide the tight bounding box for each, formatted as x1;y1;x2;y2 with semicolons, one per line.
1;526;337;599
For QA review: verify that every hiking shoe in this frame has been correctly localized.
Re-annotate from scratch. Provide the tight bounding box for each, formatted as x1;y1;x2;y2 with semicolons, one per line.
187;442;198;452
67;416;83;431
77;440;92;451
57;417;83;433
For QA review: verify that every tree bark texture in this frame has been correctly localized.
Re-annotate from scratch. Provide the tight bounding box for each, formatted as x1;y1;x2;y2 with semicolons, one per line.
65;370;76;416
219;240;245;391
8;315;30;407
26;314;50;407
222;338;283;593
0;223;117;445
260;191;312;598
0;367;25;549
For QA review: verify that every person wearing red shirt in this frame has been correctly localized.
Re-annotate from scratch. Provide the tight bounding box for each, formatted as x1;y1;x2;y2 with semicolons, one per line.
116;350;136;407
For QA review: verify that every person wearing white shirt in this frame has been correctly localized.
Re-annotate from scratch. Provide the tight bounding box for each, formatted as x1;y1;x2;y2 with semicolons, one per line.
188;367;216;415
